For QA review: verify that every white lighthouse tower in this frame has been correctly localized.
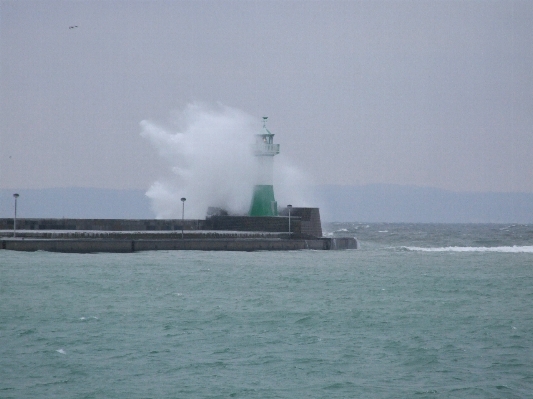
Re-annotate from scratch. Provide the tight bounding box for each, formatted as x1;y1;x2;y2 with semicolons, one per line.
249;117;280;216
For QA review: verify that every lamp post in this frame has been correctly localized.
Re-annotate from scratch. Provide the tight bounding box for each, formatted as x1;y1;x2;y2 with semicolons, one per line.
181;197;186;239
287;204;292;238
13;193;19;238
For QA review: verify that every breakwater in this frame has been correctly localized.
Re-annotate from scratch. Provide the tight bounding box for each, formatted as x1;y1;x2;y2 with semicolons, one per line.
1;237;356;253
0;209;358;252
0;208;322;236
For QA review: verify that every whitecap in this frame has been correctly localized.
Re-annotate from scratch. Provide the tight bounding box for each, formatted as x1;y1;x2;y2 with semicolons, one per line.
402;246;533;253
56;349;66;354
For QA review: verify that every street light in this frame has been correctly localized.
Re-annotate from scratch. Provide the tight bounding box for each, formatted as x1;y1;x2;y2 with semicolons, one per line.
287;204;292;238
13;193;19;238
181;197;186;239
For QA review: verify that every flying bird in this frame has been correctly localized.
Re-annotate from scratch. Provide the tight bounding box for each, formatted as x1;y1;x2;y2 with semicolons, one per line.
69;25;78;29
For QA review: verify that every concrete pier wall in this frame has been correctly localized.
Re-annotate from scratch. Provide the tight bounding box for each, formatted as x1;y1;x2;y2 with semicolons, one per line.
0;207;359;252
278;207;322;237
2;239;134;253
0;218;207;231
0;230;290;240
0;237;356;253
0;216;303;234
204;215;301;233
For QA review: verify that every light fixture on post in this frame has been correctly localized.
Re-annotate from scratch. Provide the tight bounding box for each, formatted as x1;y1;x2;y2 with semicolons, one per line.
287;204;292;238
181;197;186;239
13;193;20;238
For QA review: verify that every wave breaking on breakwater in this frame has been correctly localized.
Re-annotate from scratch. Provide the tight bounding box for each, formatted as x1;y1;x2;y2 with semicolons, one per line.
140;103;314;219
402;246;533;253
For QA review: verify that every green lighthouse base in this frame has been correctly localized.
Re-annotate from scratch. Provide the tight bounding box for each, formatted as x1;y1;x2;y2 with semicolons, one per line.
249;185;278;216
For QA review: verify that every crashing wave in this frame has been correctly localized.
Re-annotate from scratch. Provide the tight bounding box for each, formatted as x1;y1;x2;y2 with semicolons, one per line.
402;246;533;253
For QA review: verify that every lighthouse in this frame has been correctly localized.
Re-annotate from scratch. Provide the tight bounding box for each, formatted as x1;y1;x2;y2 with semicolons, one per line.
249;117;280;216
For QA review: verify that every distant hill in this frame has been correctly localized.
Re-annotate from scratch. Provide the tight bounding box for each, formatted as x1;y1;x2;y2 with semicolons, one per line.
0;188;152;219
315;184;533;223
1;185;532;223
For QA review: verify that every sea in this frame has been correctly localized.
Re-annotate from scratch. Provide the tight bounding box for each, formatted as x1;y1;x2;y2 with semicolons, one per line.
1;223;532;398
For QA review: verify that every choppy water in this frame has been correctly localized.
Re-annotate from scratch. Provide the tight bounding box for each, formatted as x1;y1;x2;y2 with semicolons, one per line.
1;224;532;398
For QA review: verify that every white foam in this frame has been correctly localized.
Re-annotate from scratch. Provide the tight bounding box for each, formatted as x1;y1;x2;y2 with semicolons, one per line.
403;246;533;253
140;103;314;219
56;349;66;354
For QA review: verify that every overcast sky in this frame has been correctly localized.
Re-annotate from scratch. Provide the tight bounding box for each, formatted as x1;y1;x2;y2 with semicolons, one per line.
1;0;532;193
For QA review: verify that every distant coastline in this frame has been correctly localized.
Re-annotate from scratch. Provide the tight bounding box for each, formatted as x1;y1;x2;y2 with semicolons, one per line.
1;185;532;223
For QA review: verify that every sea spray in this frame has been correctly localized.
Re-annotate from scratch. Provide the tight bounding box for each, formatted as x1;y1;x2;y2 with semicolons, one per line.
273;159;317;210
141;103;315;219
140;103;256;218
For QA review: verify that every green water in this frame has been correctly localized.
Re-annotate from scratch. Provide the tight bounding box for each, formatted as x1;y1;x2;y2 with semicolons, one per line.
1;224;532;398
